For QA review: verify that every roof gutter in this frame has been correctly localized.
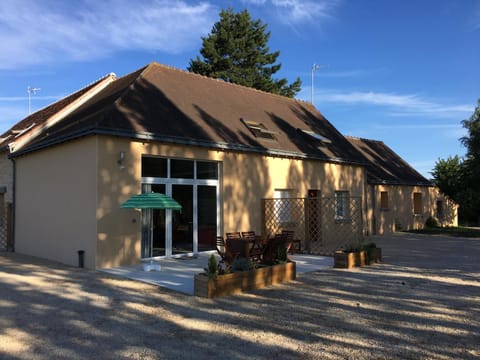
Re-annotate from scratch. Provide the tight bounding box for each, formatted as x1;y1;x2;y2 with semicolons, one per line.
368;179;434;187
10;126;368;167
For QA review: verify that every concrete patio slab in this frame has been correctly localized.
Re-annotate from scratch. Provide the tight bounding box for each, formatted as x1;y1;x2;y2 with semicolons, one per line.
100;252;333;295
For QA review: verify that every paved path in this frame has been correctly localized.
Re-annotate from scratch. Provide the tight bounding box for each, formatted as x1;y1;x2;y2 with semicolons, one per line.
101;252;333;295
0;233;479;359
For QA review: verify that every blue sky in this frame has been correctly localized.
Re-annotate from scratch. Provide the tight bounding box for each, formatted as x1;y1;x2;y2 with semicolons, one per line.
0;0;478;178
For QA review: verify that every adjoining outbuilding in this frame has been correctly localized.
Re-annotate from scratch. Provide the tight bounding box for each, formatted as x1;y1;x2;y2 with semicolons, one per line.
347;136;458;234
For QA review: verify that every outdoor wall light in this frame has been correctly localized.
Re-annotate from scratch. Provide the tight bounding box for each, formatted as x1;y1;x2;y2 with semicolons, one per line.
118;151;125;170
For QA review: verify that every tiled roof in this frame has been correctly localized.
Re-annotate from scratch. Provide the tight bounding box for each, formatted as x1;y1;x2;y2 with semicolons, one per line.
0;73;116;150
16;62;365;165
346;136;432;186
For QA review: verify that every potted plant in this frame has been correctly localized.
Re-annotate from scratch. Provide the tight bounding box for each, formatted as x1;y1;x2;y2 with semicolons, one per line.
194;253;296;298
362;242;382;265
334;243;366;268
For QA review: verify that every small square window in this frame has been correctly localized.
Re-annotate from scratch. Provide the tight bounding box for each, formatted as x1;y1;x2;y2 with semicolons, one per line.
380;191;389;210
413;192;423;215
142;156;167;178
274;189;292;224
335;191;350;220
197;161;218;179
0;192;4;221
300;129;331;143
241;118;277;140
171;159;194;179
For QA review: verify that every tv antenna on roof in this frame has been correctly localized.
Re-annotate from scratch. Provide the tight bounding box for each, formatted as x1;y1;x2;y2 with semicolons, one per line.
311;63;328;105
27;85;41;114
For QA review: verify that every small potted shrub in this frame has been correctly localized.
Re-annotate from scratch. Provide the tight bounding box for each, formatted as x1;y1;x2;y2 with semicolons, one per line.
334;243;366;268
194;252;296;298
362;242;382;265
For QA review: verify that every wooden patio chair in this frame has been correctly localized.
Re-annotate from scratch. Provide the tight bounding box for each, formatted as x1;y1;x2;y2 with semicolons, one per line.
282;230;300;254
216;236;227;259
226;232;242;240
241;231;256;240
261;233;288;264
216;236;236;266
242;231;262;261
225;238;250;260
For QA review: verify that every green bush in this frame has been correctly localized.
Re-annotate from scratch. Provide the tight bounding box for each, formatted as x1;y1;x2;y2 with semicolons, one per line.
230;258;252;272
277;245;288;262
425;216;440;228
206;254;218;279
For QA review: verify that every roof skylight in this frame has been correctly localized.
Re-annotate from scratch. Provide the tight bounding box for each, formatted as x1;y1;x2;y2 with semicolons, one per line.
301;129;331;143
241;118;277;141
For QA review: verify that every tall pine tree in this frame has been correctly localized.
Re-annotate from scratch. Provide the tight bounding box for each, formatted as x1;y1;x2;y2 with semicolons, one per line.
188;8;301;98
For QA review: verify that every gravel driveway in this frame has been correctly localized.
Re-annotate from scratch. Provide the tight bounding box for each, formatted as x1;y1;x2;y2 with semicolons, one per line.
0;233;479;359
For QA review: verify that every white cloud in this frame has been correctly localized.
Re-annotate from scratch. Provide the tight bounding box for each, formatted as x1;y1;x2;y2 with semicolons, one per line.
0;0;217;70
0;95;59;102
243;0;339;24
317;90;474;118
0;106;29;129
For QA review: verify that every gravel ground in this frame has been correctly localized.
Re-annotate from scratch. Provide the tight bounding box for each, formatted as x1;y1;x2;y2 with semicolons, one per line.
0;233;479;360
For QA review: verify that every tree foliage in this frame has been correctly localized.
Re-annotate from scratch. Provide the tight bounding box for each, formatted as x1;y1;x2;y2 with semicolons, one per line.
432;99;480;224
431;155;464;203
188;8;301;98
461;99;480;161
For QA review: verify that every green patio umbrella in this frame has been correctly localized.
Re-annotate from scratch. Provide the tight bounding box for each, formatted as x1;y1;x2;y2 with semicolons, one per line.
120;192;182;210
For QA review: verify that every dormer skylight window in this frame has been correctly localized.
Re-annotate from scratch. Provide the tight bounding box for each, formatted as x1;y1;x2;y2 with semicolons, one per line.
241;118;277;141
300;129;331;143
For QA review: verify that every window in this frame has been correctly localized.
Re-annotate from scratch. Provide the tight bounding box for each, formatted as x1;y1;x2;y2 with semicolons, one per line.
335;191;349;220
380;191;389;210
300;129;331;143
274;189;292;224
197;161;218;179
142;157;219;180
0;192;4;225
171;159;194;179
142;157;167;178
413;192;423;215
241;118;277;140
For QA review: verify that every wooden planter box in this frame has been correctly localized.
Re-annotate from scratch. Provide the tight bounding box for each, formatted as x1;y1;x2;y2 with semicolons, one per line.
366;247;382;265
334;250;367;268
194;261;296;298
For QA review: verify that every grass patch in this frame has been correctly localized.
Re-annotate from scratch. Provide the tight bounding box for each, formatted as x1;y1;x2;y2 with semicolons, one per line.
406;226;480;238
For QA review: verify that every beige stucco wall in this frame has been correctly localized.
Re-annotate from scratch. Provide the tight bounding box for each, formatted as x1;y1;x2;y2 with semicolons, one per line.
12;134;366;269
367;183;458;235
96;136;366;267
0;151;13;204
15;137;98;268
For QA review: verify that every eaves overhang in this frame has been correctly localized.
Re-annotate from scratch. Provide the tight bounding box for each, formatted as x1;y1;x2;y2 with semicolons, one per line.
367;179;434;187
10;126;367;167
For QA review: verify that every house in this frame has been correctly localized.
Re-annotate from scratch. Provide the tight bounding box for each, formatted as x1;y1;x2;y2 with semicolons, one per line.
347;136;458;234
4;62;371;268
1;62;457;269
0;73;117;251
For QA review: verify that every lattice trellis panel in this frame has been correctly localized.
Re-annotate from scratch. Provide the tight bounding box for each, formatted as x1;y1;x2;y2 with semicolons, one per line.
0;204;12;251
263;196;363;256
0;218;7;251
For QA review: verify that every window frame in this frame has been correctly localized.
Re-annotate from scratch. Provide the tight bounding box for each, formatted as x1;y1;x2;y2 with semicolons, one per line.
413;192;423;215
334;191;350;222
380;191;389;210
274;189;293;225
240;118;277;141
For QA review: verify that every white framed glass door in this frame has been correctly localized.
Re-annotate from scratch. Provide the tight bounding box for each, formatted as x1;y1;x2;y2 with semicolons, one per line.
141;157;220;259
